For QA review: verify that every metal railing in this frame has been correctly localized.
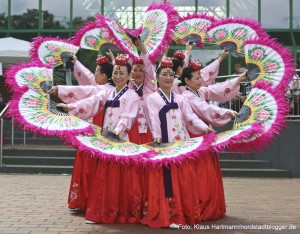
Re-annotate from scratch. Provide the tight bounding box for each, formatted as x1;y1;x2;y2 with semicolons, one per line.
0;103;10;165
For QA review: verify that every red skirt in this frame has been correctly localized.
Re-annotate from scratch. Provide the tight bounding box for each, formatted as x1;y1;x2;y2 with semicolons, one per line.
85;160;143;224
140;151;226;227
128;122;153;144
68;150;98;211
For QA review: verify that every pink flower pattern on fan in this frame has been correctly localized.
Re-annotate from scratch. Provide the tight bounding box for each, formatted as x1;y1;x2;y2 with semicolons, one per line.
162;148;176;155
251;95;264;105
178;25;188;34
265;62;278;72
102;30;110;39
122;145;137;153
36;113;48;122
24;74;37;82
256;109;271;121
234;29;246;39
94;140;110;149
61;118;76;125
41;71;51;78
251;49;264;59
196;23;207;31
48;44;60;51
86;37;97;46
148;13;157;23
45;56;58;65
215;30;226;40
27;98;40;107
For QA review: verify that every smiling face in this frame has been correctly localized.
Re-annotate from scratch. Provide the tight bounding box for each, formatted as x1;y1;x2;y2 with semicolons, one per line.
157;68;175;91
94;65;108;85
132;64;145;85
112;65;130;90
185;70;201;91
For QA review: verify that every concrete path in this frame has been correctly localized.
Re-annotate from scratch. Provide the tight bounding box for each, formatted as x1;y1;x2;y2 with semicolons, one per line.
0;174;299;234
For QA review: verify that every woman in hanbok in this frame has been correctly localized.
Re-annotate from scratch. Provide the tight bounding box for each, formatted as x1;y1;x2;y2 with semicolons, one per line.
172;48;229;94
127;37;157;144
57;55;143;224
141;57;225;228
180;60;248;129
48;56;114;214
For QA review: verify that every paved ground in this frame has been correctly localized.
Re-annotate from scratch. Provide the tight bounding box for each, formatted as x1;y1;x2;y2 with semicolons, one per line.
0;174;299;234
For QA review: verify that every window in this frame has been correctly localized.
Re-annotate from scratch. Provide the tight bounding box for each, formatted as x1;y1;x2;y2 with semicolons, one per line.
168;0;195;16
11;0;39;29
104;0;133;28
135;0;156;28
230;0;258;20
198;0;226;19
191;49;228;76
0;0;8;29
261;0;289;29
293;0;300;29
73;0;99;29
42;0;70;29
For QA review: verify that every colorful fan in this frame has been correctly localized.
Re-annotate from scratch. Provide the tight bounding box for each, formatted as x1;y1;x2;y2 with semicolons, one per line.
62;126;157;165
207;18;268;57
30;37;79;67
244;38;295;90
142;133;215;166
5;62;53;96
172;13;216;48
72;20;117;53
97;15;140;61
7;88;94;136
211;123;264;152
139;2;179;62
232;82;289;151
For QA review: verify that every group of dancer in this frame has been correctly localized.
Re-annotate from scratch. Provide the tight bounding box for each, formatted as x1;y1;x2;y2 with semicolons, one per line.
48;38;248;228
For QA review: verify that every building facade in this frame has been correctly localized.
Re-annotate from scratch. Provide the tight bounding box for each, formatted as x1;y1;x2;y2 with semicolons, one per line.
0;0;299;74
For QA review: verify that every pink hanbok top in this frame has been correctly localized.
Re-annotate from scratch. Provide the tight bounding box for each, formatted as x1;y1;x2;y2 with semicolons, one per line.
57;83;113;104
182;87;232;127
73;60;97;86
144;88;208;142
67;85;140;140
128;53;157;133
172;59;221;94
197;77;240;103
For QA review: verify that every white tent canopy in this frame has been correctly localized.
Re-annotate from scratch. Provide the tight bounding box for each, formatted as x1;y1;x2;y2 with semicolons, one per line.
0;37;31;69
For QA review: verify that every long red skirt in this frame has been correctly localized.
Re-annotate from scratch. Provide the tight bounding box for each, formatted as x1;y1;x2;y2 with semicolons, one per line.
68;151;98;211
140;152;226;227
85;160;143;223
128;122;153;144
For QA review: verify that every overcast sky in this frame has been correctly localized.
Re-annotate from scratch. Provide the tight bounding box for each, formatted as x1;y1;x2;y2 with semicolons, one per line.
0;0;299;28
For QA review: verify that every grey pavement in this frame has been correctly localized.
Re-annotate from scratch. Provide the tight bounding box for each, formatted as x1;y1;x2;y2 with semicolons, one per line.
0;174;299;234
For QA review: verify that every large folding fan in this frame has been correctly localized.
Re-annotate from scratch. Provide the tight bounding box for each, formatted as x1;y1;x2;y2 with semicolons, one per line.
5;62;53;96
30;37;80;67
7;88;94;136
142;133;215;166
244;38;295;90
232;82;289;151
72;20;117;53
207;18;268;57
138;2;179;62
172;13;216;48
211;123;264;152
62;125;157;165
97;15;140;60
